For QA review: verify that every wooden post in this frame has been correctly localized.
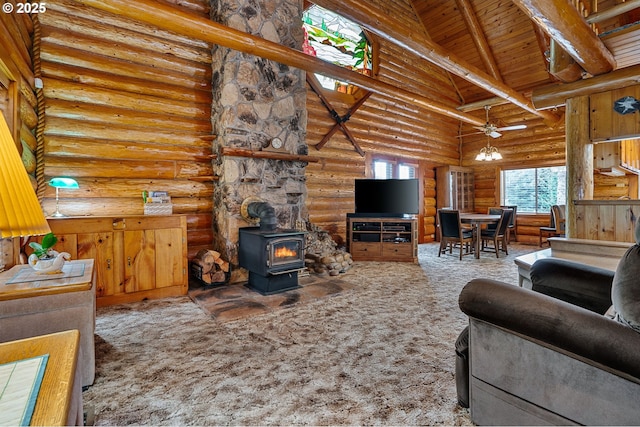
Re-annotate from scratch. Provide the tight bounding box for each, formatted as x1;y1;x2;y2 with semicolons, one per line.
565;95;593;238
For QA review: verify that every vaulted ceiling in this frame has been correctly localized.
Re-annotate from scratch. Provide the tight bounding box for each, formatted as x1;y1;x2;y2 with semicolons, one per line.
312;0;640;141
79;0;640;137
412;0;640;108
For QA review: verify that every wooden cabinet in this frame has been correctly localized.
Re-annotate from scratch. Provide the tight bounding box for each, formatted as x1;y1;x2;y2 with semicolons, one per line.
347;216;417;263
436;166;474;212
45;215;188;307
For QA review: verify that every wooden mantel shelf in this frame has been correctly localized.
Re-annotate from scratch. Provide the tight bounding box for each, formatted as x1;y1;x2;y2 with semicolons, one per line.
221;147;320;163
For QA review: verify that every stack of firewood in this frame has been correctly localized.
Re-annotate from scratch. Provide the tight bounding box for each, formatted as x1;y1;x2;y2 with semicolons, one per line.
191;249;230;285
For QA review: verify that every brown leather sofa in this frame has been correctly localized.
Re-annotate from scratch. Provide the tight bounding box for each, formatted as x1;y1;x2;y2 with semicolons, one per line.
456;258;640;425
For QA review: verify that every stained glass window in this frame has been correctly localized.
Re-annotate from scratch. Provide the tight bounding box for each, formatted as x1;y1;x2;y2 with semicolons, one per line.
303;5;372;91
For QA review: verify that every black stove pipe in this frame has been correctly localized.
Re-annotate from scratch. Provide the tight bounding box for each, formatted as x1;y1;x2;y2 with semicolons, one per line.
247;201;278;231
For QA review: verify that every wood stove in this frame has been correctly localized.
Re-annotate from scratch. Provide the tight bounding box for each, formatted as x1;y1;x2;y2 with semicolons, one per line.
239;227;305;294
238;199;305;295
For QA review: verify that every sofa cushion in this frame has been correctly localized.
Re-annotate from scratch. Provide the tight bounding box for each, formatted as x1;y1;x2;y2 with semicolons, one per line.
530;258;614;314
612;223;640;333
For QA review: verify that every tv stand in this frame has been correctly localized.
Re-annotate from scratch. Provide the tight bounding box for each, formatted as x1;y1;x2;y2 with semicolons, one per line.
347;216;417;263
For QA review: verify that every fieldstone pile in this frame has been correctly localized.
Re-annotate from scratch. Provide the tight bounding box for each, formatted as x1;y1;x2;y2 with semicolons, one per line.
304;223;353;276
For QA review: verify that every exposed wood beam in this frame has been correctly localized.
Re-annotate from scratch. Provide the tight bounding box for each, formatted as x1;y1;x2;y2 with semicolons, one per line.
549;38;584;83
531;17;582;83
454;0;503;81
314;0;561;125
511;0;616;76
458;97;509;112
73;0;486;128
532;63;640;109
587;0;640;24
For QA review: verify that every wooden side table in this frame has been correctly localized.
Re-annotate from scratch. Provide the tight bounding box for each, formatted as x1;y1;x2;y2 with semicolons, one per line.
0;259;96;387
0;330;83;426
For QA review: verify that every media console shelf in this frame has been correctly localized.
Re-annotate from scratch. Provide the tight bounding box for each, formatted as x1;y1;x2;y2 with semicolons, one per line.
347;216;418;263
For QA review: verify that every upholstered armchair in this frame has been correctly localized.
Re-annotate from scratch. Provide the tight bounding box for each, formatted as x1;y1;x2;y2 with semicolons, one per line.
455;233;640;425
457;278;640;425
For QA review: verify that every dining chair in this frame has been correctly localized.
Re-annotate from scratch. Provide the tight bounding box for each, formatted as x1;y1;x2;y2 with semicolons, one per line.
480;208;513;257
437;209;475;260
485;207;503;233
500;205;517;241
539;204;566;247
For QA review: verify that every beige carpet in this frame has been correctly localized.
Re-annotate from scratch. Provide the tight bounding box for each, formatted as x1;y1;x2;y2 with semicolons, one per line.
83;242;536;425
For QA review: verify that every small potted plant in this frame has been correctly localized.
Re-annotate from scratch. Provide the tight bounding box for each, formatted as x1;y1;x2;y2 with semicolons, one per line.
28;233;70;273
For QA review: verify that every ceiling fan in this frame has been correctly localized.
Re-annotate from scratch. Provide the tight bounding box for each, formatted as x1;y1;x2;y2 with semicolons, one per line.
461;105;527;138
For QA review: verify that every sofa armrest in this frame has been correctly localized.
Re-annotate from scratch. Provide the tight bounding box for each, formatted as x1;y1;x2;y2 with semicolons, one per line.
459;278;640;380
529;257;614;314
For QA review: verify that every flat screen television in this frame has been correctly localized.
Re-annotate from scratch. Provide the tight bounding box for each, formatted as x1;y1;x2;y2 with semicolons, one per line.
354;179;419;217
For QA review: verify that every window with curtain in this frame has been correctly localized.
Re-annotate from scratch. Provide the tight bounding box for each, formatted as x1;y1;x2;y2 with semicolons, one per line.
501;166;566;213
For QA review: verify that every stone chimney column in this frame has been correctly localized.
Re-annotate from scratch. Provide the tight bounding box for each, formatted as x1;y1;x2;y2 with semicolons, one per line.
209;0;308;273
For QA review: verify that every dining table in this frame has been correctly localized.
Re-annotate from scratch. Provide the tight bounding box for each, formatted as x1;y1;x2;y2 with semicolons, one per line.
459;213;501;259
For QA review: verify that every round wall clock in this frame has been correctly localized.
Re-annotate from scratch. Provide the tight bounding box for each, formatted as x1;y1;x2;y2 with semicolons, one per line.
613;96;640;115
271;137;283;149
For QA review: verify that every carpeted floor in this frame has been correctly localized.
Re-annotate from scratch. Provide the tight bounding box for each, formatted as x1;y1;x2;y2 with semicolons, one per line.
83;242;536;425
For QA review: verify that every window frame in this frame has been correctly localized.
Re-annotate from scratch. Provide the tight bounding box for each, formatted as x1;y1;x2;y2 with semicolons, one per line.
500;165;567;214
369;155;418;180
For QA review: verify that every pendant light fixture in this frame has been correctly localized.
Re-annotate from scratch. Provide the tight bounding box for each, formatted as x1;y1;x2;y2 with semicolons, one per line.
475;139;503;161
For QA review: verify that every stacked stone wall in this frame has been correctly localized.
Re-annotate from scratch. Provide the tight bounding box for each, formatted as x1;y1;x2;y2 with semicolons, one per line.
210;0;307;276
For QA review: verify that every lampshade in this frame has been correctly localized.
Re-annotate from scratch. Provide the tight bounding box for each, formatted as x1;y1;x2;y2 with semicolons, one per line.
0;114;51;238
49;177;79;189
475;141;503;161
48;177;79;217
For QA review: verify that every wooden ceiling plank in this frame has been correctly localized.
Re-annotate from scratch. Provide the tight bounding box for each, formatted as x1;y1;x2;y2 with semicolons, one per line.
75;0;487;128
511;0;616;76
454;0;503;81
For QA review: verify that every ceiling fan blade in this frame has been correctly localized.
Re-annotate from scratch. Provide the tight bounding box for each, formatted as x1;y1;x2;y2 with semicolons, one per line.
495;124;527;131
457;131;482;138
489;131;502;138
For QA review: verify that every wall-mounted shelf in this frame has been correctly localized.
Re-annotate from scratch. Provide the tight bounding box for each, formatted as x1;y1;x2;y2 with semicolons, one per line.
221;147;320;163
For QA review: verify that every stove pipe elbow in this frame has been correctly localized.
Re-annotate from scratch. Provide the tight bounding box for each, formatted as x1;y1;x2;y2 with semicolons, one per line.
247;201;278;231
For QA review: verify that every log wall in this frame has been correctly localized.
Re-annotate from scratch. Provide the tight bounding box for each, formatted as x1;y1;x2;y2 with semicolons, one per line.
37;0;215;258
460;102;568;245
12;1;632;252
305;13;461;243
462;92;640;245
0;9;37;267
